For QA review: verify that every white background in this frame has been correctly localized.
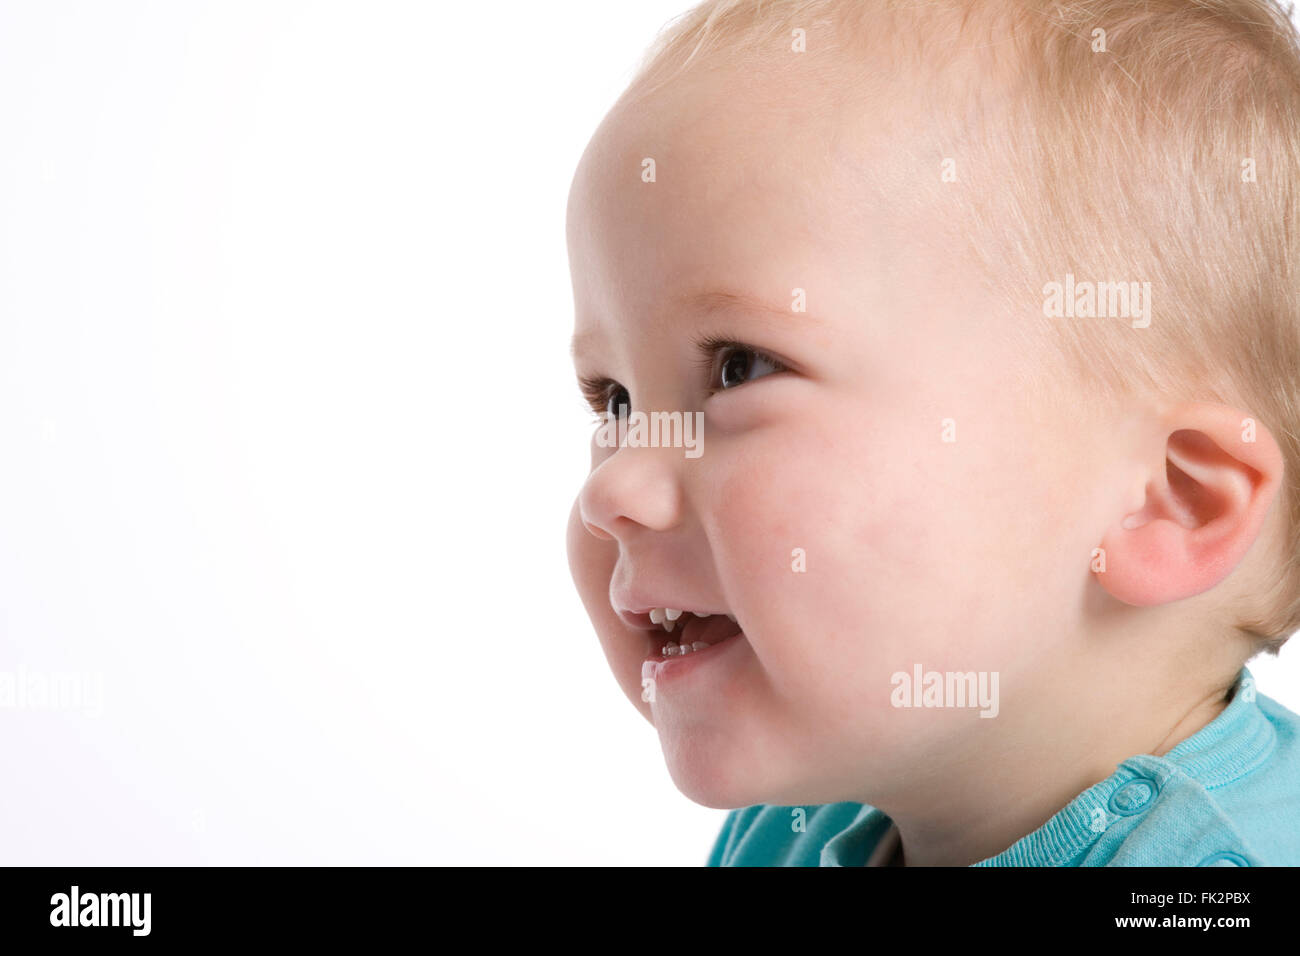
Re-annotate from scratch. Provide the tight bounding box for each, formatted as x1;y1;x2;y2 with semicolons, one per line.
0;1;1295;865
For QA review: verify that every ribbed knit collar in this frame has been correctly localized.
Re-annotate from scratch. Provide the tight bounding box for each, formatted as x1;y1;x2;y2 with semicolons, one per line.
818;667;1272;867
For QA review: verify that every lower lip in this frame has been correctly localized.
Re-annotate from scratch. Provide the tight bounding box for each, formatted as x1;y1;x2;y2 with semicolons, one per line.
642;629;746;684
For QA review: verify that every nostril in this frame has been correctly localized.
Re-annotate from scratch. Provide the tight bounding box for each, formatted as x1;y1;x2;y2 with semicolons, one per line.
576;501;616;541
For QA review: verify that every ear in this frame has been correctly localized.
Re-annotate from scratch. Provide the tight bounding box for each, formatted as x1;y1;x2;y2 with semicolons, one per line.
1095;402;1284;607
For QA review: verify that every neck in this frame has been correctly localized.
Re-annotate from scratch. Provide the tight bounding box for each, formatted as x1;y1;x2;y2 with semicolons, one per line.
877;656;1241;867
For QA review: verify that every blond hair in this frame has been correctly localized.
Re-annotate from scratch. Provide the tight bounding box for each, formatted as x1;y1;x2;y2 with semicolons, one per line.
623;0;1300;655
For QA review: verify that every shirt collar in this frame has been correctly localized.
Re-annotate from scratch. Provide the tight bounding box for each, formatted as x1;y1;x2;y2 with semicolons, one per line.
818;666;1272;866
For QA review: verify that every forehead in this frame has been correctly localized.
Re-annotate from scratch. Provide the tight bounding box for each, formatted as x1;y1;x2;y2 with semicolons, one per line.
565;58;914;338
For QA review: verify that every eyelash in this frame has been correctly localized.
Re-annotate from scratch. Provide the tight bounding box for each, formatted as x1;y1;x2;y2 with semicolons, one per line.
578;337;788;418
579;375;620;421
693;335;788;395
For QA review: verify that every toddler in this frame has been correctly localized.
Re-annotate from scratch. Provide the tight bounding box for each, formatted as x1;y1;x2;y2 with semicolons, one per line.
565;0;1300;866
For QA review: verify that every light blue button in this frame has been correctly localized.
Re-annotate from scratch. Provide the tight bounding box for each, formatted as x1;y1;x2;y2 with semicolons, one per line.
1108;779;1156;816
1198;851;1250;867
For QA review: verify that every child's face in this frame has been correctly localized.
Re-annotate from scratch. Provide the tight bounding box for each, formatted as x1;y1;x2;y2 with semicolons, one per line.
566;62;1117;809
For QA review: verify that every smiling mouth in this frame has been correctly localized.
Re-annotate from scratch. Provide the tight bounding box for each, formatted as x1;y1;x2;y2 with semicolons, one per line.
643;613;744;660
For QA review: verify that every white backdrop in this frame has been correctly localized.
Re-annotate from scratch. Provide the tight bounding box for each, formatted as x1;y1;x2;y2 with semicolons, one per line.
0;0;1296;865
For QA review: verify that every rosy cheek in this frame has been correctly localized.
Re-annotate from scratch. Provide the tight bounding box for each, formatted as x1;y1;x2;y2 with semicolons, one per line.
710;419;879;566
708;437;859;629
705;423;925;673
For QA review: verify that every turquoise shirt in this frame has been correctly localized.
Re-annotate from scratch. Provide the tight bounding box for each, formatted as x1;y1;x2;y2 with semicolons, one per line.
707;666;1300;866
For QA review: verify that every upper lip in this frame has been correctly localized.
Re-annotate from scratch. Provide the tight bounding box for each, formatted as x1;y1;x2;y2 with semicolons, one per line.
616;607;697;630
611;594;730;630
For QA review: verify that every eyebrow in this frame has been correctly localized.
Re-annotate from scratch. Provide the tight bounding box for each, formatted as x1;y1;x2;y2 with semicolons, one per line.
680;289;836;342
677;289;813;323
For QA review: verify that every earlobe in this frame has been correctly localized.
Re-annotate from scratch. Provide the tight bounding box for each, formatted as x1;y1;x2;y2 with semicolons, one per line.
1094;403;1284;608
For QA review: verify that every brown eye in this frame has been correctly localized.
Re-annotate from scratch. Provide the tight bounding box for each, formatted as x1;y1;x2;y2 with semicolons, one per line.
604;384;631;419
717;346;780;390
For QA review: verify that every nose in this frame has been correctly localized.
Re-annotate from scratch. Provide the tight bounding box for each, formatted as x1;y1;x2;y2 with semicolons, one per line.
577;438;685;541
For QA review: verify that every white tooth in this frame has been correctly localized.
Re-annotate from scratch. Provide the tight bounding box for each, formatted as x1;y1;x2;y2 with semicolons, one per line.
664;642;679;656
726;613;737;623
649;608;665;624
665;608;682;621
692;611;709;618
692;642;710;651
663;619;676;633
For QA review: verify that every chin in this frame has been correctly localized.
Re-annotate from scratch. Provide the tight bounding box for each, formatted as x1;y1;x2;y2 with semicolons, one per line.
667;768;759;810
659;735;782;809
